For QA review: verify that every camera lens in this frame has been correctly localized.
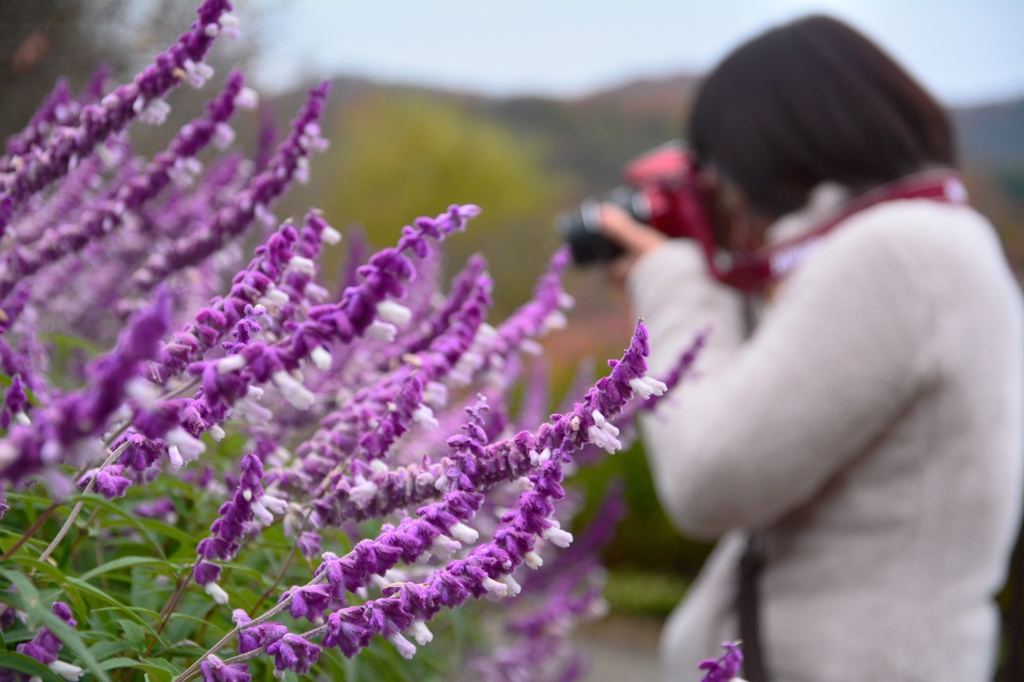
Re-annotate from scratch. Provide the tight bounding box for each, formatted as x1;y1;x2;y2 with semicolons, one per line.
556;186;649;265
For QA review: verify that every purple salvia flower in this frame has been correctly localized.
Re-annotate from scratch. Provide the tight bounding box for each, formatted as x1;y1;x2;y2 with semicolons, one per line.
16;602;82;681
0;289;170;491
266;633;322;675
77;464;131;499
0;72;246;302
200;655;251;682
1;373;29;429
698;642;745;682
0;0;234;236
2;79;74;164
128;82;331;293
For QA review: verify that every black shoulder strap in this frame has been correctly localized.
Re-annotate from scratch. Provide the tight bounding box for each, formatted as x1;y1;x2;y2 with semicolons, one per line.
738;533;769;682
1002;522;1024;682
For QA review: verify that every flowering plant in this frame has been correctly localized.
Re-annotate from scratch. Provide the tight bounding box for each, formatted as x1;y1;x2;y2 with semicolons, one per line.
0;2;712;681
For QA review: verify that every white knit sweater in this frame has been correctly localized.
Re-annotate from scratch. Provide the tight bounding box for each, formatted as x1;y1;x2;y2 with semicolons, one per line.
627;197;1024;681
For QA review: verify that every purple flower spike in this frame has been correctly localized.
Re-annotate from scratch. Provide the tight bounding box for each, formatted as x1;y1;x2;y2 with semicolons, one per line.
0;0;234;236
698;642;745;682
201;655;251;682
266;633;322;675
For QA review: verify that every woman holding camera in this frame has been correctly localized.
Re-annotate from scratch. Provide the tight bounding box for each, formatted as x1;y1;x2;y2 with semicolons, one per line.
600;16;1023;682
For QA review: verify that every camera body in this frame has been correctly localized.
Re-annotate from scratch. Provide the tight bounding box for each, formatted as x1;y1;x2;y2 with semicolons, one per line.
557;143;970;293
556;141;715;265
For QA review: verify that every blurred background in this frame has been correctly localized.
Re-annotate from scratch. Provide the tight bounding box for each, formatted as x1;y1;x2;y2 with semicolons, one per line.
1;1;1021;678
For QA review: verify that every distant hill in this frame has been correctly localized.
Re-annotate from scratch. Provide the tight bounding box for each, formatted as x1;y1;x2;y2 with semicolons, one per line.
952;97;1024;168
290;72;1022;187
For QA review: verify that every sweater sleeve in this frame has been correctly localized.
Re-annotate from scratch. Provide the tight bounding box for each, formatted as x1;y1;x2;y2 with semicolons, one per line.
628;224;932;540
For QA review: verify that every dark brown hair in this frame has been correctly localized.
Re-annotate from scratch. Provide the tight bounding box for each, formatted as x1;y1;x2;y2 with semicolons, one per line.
689;15;955;218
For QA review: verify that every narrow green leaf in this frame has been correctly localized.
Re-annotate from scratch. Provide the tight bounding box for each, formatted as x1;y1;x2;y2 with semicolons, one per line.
0;568;41;613
99;656;144;671
117;618;146;651
62;576;150;627
68;495;166;559
136;518;198;549
38;609;110;682
79;556;173;582
0;651;65;682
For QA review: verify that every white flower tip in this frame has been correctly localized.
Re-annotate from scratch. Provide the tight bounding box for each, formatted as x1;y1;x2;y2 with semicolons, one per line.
321;225;342;245
168;445;185;470
259;494;289;515
287;255;317;277
500;574;522;597
251;500;274;526
271;370;316;410
48;660;84;681
366;320;398;342
376;300;413;327
412;404;439;430
448;522;479;545
389;633;417;660
310;346;333;372
524;551;544;569
482;576;508;599
429;534;461;559
218;354;247;374
125;377;161;409
543;526;574;549
234;86;259;110
520;339;543;356
204;581;230;605
630;375;668;400
410;620;433;646
349;479;379;507
209;424;226;441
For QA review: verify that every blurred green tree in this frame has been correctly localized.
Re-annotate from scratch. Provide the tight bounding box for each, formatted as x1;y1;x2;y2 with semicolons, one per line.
320;92;564;316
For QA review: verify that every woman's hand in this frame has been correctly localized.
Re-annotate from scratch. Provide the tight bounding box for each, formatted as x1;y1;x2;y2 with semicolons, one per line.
600;203;668;283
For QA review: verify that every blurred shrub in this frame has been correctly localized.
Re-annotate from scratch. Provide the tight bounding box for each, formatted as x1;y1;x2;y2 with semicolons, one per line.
319;92;565;316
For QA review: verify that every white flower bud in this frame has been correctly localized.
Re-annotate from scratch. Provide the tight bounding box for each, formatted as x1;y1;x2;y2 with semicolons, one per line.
429;534;462;559
412;404;439;430
409;620;433;645
500;573;522;597
376;300;412;326
125;377;161;409
209;424;226;441
543;526;574;548
482;576;508;599
448;522;479;545
388;632;417;660
271;370;316;410
311;346;333;372
234;87;258;110
204;581;230;605
48;660;84;681
218;354;247;374
366;321;398;342
320;225;342;245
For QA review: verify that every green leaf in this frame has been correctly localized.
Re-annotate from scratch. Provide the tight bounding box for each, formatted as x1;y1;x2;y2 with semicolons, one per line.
79;556;173;582
136;656;182;682
99;656;144;671
38;608;110;682
117;618;146;651
62;576;151;627
0;651;65;682
136;518;197;549
68;495;166;559
0;567;41;612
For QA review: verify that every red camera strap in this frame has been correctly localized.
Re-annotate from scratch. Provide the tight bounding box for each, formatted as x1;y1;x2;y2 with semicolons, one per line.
713;169;969;292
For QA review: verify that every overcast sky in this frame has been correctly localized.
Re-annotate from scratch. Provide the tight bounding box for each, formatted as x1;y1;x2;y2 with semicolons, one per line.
252;0;1024;107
